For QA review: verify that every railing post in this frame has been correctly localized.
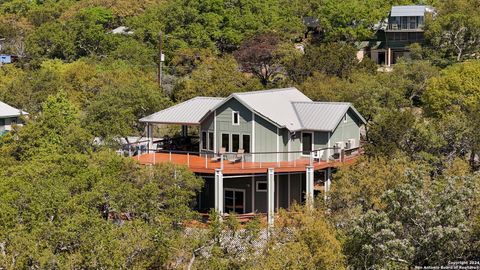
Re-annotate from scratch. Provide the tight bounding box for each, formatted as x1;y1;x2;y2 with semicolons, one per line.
153;151;156;164
221;154;224;170
205;153;208;168
169;151;172;162
309;152;313;166
242;154;244;169
187;152;190;167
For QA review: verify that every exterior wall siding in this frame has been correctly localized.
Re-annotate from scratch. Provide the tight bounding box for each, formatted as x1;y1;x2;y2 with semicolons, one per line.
254;116;278;162
197;173;307;214
330;109;362;149
214;98;253;156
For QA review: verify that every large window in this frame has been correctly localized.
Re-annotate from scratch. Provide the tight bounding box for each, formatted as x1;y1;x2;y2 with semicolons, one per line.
221;133;230;152
242;134;250;153
224;189;245;214
232;111;240;125
232;134;240;152
302;132;313;155
208;132;214;150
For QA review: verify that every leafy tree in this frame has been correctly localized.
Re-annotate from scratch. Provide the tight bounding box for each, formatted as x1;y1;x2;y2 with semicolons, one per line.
287;43;361;83
259;206;346;270
345;173;480;268
0;94;203;269
85;72;171;141
173;55;261;101
234;33;283;86
425;0;480;62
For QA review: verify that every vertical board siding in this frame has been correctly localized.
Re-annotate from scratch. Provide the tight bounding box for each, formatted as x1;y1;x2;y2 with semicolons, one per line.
214;98;253;152
254;116;278;162
330;109;362;148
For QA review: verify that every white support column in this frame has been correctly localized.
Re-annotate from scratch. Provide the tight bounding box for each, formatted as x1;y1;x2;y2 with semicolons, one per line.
214;169;224;216
306;166;314;207
324;168;332;201
267;168;275;227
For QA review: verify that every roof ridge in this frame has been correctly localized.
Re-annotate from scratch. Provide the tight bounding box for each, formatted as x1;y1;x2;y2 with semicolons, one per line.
234;87;298;95
292;101;352;105
193;96;225;100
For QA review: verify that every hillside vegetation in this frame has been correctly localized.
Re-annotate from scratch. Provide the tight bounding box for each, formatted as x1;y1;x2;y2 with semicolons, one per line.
0;0;479;269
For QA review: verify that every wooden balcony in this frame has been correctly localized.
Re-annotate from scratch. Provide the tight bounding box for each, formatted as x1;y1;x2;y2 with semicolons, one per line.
134;148;361;174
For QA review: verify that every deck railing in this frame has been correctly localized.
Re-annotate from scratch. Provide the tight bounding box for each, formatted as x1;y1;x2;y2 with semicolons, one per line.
134;146;361;170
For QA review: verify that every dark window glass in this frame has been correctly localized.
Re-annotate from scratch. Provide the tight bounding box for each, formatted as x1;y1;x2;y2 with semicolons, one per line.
208;132;214;150
256;182;267;191
222;134;229;152
302;133;313;155
232;111;239;125
232;134;240;152
242;134;250;153
225;190;234;213
201;131;207;149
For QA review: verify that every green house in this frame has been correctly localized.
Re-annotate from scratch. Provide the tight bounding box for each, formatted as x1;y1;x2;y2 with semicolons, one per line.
139;87;366;224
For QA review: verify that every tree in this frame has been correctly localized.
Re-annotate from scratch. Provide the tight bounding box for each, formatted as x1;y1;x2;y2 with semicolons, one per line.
286;43;364;83
344;173;480;268
259;206;346;270
173;55;261;101
85;72;171;141
425;0;480;62
0;94;203;269
234;33;283;86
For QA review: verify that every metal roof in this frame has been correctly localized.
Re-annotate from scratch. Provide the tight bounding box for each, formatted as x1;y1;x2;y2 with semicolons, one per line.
232;87;312;131
390;5;428;17
0;101;28;118
139;97;224;125
293;102;366;132
139;88;367;132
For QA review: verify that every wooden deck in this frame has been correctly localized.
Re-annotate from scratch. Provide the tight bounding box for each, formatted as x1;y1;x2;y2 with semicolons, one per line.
134;152;360;174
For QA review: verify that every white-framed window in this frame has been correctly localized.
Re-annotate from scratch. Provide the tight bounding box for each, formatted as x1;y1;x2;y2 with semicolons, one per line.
256;181;267;192
232;111;240;125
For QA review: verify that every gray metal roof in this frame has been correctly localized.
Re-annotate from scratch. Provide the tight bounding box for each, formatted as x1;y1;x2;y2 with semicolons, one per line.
139;97;224;125
232;87;312;131
293;102;366;131
390;5;428;17
139;88;367;132
0;101;28;118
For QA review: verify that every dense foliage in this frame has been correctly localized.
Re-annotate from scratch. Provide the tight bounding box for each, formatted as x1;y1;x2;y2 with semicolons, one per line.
1;0;479;268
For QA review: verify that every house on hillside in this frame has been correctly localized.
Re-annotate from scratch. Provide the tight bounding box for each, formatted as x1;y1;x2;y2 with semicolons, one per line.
136;88;366;224
369;5;434;67
0;101;28;135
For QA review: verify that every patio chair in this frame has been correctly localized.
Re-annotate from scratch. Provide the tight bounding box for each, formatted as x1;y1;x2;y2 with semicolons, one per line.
229;149;245;163
211;147;226;162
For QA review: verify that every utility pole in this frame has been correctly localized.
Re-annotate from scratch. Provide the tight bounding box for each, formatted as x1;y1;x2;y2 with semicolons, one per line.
157;31;164;88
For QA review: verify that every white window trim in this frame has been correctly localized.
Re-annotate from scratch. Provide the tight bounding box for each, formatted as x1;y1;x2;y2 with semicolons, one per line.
343;114;347;123
256;181;267;192
232;111;240;125
300;131;314;156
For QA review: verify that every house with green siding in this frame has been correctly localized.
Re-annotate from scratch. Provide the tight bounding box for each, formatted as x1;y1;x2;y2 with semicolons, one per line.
138;87;366;224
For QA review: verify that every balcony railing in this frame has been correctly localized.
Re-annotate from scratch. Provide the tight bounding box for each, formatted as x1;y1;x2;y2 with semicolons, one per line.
133;147;362;173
